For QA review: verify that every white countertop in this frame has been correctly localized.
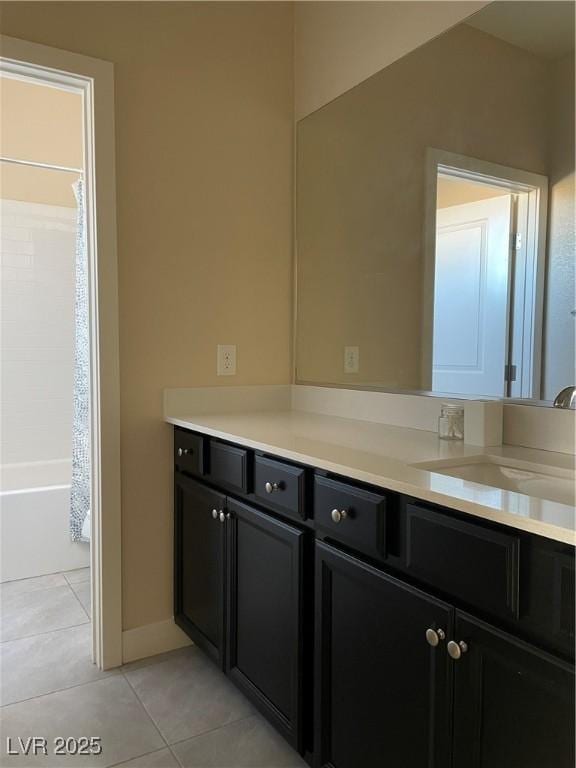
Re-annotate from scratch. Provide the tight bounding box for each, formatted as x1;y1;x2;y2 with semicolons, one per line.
166;409;576;545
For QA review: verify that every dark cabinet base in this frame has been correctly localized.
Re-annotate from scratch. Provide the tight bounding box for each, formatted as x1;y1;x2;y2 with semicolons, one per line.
452;613;575;768
173;429;575;767
315;541;453;768
226;499;305;751
174;474;225;667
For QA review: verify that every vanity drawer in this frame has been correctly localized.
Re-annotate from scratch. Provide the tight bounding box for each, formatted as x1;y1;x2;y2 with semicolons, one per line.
174;429;205;477
314;476;387;560
208;440;249;494
405;503;520;620
253;455;306;520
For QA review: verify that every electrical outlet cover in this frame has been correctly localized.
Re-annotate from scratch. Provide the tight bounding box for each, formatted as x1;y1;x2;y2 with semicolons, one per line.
344;345;359;374
217;344;237;376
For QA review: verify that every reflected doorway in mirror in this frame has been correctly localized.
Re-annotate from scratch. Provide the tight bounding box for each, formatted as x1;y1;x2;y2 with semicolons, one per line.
422;149;549;400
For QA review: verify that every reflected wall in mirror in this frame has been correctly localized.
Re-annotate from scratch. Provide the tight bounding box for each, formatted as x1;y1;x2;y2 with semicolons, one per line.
296;1;575;401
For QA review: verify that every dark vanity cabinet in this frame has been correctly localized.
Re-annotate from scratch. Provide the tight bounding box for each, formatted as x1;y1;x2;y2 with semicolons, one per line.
315;541;453;768
174;472;225;666
173;426;575;767
315;541;575;768
174;431;307;750
451;614;575;768
226;498;305;749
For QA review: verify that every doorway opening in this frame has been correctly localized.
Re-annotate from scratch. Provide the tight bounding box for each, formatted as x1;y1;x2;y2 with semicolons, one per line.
0;70;93;647
423;149;548;399
0;37;121;671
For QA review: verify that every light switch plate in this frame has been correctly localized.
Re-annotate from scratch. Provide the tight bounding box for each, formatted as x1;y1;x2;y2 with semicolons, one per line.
344;346;359;374
217;344;236;376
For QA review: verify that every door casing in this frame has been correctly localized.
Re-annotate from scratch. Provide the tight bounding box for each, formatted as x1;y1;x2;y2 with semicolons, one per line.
0;35;122;669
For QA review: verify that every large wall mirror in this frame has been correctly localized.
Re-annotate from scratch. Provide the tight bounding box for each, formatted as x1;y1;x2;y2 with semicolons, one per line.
296;1;575;402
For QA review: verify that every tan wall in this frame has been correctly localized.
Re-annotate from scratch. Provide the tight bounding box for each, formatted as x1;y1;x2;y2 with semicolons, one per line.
543;53;575;400
0;77;82;206
294;0;489;119
0;1;294;631
296;24;551;388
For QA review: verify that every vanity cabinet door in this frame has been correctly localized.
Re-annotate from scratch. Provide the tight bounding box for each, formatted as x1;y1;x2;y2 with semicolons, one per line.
174;473;226;667
315;541;452;768
451;613;575;768
226;499;305;751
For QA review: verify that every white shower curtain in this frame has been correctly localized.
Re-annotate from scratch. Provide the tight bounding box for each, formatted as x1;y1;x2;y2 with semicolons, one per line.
70;179;90;542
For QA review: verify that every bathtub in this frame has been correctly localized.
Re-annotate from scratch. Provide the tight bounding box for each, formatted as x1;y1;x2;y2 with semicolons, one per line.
0;459;90;582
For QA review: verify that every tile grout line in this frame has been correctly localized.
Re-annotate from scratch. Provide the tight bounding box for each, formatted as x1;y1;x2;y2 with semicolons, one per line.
0;581;77;600
67;580;91;621
0;569;90;595
1;638;183;711
63;572;91;588
64;576;91;588
121;670;189;767
166;713;258;751
0;669;119;710
122;671;171;750
121;663;257;754
168;744;184;768
0;618;92;646
0;618;90;646
107;746;176;768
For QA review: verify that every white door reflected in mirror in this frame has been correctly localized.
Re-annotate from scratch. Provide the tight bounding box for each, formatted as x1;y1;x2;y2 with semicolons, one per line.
432;194;512;397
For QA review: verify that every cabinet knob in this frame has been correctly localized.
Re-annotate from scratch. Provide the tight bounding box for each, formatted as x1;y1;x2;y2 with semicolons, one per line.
211;509;219;520
331;508;348;524
219;511;226;523
177;447;192;457
425;627;446;647
265;481;281;494
447;640;468;660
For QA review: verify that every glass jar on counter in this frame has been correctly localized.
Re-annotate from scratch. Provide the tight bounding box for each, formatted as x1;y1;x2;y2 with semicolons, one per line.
438;403;464;441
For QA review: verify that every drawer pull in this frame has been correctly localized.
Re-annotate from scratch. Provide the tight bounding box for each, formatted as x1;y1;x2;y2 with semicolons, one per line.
425;627;446;647
331;508;348;524
211;508;219;520
265;481;282;494
177;447;193;457
447;640;468;660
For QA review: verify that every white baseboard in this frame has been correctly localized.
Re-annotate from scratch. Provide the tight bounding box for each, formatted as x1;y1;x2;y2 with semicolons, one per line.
122;618;192;664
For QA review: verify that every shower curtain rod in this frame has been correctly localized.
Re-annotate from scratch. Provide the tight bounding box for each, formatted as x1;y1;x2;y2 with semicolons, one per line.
0;155;84;175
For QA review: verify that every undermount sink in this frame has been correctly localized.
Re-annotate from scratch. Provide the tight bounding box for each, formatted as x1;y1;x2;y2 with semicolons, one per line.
413;456;575;507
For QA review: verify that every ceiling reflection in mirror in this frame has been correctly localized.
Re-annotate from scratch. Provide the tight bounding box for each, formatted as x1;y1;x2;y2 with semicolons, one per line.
295;1;575;401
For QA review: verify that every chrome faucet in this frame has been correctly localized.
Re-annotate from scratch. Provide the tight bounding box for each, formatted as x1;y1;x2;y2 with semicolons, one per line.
553;386;576;409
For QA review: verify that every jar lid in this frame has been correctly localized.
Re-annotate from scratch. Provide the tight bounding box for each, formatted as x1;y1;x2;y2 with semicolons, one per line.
441;403;464;416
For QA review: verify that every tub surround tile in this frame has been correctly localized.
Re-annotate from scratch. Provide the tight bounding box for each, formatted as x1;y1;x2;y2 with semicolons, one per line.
0;200;76;468
0;625;111;706
172;715;306;768
124;645;254;745
0;585;89;643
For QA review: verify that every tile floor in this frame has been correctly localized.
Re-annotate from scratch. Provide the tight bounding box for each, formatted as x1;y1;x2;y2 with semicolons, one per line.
0;570;305;768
